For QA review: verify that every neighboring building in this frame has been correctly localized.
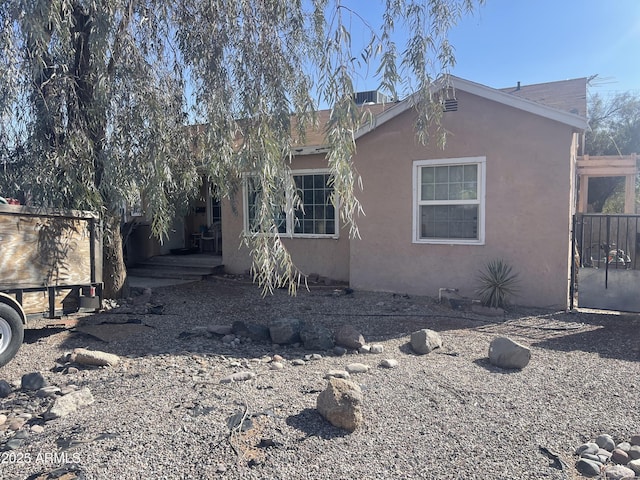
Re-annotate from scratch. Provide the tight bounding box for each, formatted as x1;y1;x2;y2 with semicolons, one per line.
220;76;588;309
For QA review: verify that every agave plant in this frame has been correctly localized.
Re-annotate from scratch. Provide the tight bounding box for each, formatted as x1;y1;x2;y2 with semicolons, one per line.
476;259;520;309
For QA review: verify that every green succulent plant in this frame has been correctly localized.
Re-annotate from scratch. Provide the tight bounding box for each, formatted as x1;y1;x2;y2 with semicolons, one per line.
476;259;519;309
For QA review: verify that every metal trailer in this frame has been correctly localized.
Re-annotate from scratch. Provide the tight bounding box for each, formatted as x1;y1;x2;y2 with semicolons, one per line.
0;204;103;367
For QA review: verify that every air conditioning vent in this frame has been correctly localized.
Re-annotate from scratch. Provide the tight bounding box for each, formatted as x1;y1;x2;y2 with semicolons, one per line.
443;99;458;112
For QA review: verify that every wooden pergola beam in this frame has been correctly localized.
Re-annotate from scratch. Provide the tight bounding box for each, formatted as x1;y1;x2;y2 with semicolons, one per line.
577;153;637;213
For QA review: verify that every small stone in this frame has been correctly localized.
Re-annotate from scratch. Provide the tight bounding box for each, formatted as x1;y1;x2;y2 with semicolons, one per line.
219;372;256;384
70;348;120;367
616;442;631;452
630;434;640;446
333;346;347;356
21;372;46;391
4;439;24;450
358;345;371;354
628;459;640;475
597;434;616;452
221;334;235;344
8;419;25;431
291;359;306;366
45;388;94;420
36;386;62;398
582;453;601;462
577;443;600;456
310;354;322;361
346;363;369;374
270;362;284;371
325;370;350;379
207;325;233;336
30;425;45;434
611;448;630;464
0;414;6;426
597;449;613;463
316;378;363;432
370;344;384;354
66;367;79;375
334;325;366;350
603;465;635;479
575;458;603;477
488;337;531;369
380;359;398;368
0;380;12;398
628;445;640;460
410;329;442;355
272;354;284;363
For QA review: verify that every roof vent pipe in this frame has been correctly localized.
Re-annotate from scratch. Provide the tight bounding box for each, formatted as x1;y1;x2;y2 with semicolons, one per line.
516;81;521;91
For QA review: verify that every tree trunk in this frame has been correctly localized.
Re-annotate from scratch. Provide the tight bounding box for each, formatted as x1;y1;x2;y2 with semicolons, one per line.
102;213;128;299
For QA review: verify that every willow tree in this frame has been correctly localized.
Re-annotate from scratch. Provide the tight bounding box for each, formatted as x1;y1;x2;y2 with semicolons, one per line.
0;0;482;298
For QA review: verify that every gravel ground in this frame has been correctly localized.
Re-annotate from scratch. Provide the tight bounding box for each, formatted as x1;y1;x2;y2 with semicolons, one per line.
1;276;639;480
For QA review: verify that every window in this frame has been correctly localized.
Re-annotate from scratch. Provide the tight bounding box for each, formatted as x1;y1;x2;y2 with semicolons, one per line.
244;170;337;237
413;157;485;244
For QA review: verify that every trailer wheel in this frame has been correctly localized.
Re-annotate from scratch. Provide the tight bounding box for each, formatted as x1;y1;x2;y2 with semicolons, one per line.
0;303;24;367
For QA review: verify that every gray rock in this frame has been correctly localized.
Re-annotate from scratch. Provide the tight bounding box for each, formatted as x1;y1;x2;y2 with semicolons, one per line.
333;346;347;356
488;337;531;369
597;434;616;452
582;453;601;462
575;458;603;477
358;345;371;354
269;317;304;345
0;380;12;398
631;434;640;446
577;443;600;456
300;323;334;350
627;459;640;475
346;363;369;374
291;359;306;366
316;378;363;432
219;372;256;384
30;425;45;434
598;449;613;463
270;362;284;370
21;372;46;391
616;442;631;453
36;386;61;398
221;334;235;344
410;329;442;355
611;448;630;464
3;439;24;450
603;465;635;479
628;445;640;460
231;321;270;342
45;388;94;420
380;359;398;368
325;370;350;379
370;344;384;354
207;325;233;336
334;325;366;350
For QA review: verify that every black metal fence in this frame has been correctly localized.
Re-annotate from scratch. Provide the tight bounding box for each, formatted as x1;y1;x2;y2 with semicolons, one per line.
575;214;640;271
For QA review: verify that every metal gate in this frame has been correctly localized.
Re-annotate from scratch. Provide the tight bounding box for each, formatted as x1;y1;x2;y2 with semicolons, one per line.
572;214;640;311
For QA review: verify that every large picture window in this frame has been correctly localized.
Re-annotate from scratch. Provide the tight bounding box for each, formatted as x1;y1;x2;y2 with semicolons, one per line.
244;170;337;237
413;157;485;244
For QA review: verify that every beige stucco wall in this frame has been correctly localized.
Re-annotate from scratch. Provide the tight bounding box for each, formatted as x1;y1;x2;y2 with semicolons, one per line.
221;89;579;308
350;90;578;308
221;154;351;282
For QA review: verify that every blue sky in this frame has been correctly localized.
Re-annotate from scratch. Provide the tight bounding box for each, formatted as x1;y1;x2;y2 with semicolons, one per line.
342;0;640;98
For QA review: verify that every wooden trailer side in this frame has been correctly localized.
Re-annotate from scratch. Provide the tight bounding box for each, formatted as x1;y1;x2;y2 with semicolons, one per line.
0;205;102;315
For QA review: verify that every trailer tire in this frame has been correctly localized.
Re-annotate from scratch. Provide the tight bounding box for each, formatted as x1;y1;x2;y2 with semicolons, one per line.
0;303;24;367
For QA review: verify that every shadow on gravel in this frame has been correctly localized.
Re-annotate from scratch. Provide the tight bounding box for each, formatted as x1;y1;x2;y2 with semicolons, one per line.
531;312;640;362
472;358;521;374
285;408;349;440
23;327;68;345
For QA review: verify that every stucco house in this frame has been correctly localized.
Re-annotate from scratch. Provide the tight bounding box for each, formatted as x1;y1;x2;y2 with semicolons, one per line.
218;76;588;309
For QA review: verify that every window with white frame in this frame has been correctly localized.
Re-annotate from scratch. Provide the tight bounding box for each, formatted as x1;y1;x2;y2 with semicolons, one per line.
245;170;336;237
413;157;485;244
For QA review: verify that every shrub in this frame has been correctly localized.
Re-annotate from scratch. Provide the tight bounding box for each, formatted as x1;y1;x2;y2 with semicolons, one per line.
476;259;519;309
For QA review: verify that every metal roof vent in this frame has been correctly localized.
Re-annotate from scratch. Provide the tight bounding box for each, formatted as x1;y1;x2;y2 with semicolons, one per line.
443;98;458;112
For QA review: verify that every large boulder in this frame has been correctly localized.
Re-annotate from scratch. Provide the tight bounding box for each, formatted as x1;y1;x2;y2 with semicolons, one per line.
488;337;531;369
410;329;442;355
300;323;335;350
269;318;304;345
334;325;365;350
231;321;270;342
316;378;363;432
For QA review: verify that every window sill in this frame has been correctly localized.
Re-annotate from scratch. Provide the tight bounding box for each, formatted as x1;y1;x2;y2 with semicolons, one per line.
413;238;484;246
